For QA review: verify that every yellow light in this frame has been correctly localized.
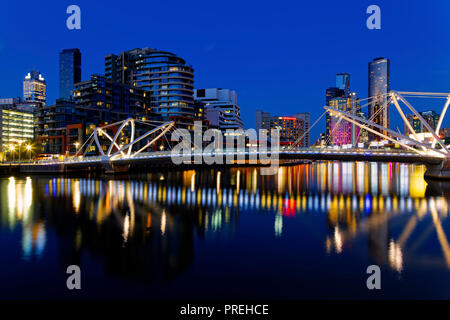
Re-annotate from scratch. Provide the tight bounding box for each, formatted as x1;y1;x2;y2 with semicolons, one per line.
26;145;32;151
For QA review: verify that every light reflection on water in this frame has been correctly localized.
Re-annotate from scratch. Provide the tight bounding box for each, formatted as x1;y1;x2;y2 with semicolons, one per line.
1;161;450;299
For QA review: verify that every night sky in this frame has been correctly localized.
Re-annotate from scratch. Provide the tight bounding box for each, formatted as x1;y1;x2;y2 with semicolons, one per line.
1;0;450;141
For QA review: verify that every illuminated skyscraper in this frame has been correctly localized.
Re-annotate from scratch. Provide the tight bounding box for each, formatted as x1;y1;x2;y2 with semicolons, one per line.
105;47;194;122
59;48;81;99
257;111;305;147
23;70;46;106
368;57;390;139
328;96;358;146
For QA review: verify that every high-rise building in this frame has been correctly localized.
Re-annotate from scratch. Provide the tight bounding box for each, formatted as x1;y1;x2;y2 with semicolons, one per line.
73;74;149;123
36;74;150;155
23;70;46;106
325;87;346;143
0;106;34;159
368;57;390;139
36;99;77;154
325;73;365;147
194;88;244;131
59;48;81;100
293;112;310;147
105;47;194;122
257;111;305;147
328;96;356;146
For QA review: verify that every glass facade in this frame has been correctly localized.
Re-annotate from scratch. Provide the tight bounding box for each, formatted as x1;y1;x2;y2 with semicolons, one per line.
325;74;363;146
368;57;390;138
259;113;304;146
59;48;81;100
73;74;149;123
335;73;350;97
328;97;357;146
105;48;194;121
0;108;34;152
325;87;346;144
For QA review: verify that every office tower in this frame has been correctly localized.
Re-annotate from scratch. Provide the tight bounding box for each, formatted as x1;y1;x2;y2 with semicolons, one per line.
325;73;363;146
257;111;305;147
73;74;149;123
293;112;310;147
105;47;194;123
59;48;81;99
194;88;244;131
368;57;390;139
328;96;355;146
23;70;46;106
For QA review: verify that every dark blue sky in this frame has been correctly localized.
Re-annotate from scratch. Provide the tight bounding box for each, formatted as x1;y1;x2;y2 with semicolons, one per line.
1;0;450;141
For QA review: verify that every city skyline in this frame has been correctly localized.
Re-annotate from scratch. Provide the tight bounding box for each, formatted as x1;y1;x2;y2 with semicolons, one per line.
0;0;449;142
2;0;450;307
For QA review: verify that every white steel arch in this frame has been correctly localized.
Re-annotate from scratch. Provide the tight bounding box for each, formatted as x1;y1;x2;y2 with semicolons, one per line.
323;90;450;158
75;118;175;159
106;118;135;157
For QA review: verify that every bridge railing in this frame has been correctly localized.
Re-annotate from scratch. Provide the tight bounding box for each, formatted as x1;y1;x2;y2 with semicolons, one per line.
16;147;438;166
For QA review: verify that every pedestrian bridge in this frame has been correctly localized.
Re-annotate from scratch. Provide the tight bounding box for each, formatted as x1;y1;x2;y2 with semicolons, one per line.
14;147;444;178
6;90;450;179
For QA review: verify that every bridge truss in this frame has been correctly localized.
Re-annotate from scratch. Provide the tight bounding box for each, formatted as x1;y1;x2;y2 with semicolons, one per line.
75;118;175;160
292;91;450;159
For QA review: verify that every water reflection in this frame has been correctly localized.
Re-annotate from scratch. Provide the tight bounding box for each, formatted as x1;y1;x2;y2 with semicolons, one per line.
1;177;46;261
0;161;450;287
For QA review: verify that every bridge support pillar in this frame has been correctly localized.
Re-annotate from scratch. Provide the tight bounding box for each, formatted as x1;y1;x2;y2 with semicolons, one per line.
101;156;130;174
424;157;450;180
100;156;115;174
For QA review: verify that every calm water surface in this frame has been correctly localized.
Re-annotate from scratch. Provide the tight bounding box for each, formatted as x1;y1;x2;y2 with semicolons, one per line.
1;161;450;299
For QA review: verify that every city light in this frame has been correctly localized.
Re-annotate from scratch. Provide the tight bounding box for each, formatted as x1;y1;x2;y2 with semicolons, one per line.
0;4;449;304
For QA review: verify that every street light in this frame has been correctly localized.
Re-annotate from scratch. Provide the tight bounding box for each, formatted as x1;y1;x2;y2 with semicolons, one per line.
26;145;32;162
17;140;23;163
9;144;15;162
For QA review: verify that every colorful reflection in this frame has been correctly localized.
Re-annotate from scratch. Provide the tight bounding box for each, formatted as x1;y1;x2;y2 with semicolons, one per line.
0;161;449;281
1;177;46;260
